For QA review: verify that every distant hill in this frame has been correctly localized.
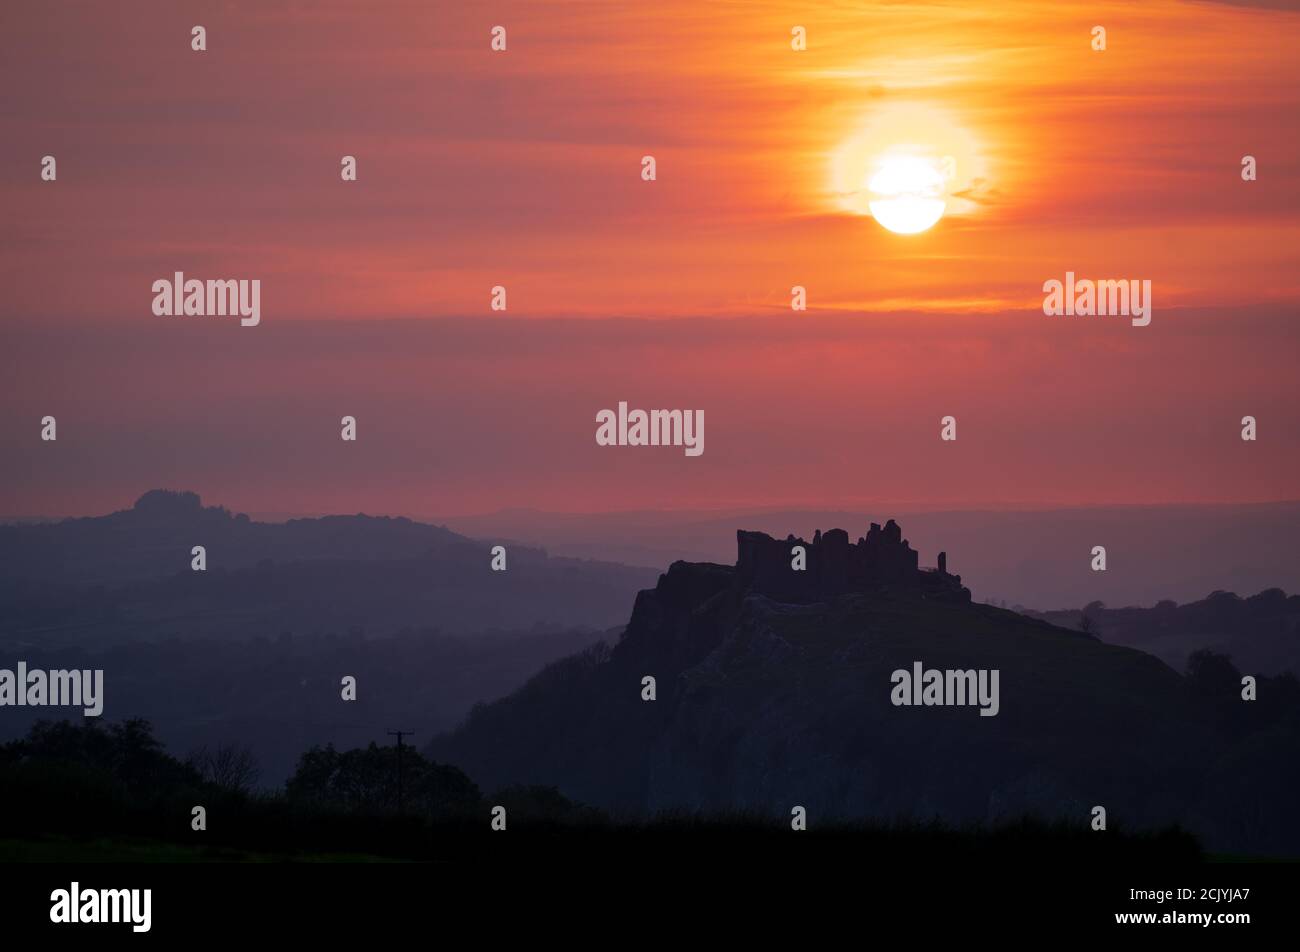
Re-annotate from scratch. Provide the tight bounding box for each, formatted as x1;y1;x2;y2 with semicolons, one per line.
0;490;658;646
1030;588;1300;677
429;522;1300;856
0;488;480;586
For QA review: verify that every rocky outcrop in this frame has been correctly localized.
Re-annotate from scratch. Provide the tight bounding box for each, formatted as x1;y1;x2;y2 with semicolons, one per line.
429;518;1300;856
610;522;969;682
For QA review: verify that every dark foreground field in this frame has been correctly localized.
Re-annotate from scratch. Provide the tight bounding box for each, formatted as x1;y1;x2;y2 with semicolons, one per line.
0;816;1208;866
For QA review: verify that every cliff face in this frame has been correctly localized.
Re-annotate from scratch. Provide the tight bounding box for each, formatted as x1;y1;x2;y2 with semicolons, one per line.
430;523;1226;835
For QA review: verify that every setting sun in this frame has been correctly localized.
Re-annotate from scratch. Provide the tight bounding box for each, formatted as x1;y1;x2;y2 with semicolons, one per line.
867;155;947;234
828;101;987;237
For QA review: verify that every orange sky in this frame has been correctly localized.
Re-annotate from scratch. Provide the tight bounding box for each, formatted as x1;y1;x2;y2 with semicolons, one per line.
1;1;1297;517
4;0;1298;318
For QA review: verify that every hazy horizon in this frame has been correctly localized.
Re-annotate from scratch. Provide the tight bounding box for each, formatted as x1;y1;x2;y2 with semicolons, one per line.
5;489;1296;611
9;493;1300;524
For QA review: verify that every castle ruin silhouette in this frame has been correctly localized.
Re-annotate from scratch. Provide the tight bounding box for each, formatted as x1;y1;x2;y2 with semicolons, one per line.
735;519;970;603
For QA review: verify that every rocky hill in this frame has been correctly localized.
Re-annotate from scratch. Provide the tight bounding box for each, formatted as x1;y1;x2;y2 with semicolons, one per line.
430;522;1300;855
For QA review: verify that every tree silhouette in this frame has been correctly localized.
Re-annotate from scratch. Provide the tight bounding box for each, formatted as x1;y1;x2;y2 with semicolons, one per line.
187;744;262;794
286;742;479;816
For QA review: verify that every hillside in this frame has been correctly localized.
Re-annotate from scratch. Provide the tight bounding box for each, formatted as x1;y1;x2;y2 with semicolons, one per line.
1031;589;1300;677
430;522;1300;855
0;489;470;586
0;490;658;646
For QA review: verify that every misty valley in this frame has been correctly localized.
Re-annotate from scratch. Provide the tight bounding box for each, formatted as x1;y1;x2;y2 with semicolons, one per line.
0;491;1297;865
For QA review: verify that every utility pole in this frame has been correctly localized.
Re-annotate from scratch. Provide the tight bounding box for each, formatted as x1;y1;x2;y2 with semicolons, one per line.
387;729;416;814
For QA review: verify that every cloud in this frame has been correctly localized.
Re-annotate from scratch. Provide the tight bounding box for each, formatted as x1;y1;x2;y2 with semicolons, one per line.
1183;0;1300;10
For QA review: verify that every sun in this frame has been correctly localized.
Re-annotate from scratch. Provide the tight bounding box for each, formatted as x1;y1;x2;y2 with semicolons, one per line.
828;102;987;236
867;156;947;235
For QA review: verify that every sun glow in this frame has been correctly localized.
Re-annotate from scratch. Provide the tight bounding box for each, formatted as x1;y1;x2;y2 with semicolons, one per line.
829;102;988;236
